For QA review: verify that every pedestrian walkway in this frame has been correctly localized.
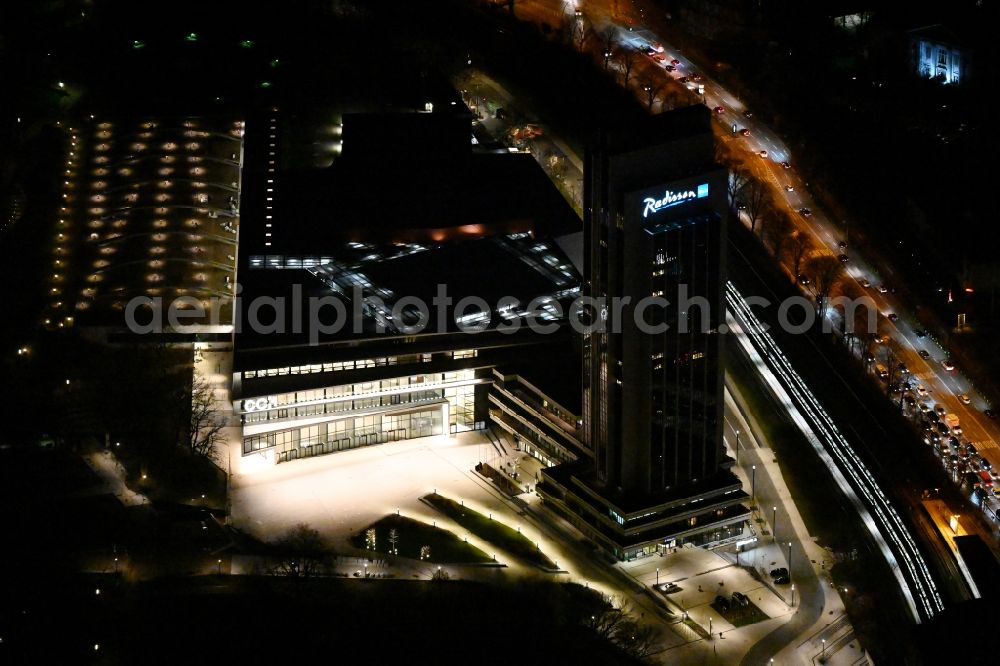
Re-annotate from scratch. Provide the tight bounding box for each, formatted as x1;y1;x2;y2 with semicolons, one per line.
82;449;149;507
724;378;862;665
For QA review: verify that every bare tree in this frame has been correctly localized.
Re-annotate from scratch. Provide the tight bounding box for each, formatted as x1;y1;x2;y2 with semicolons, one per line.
615;47;640;87
727;168;749;215
790;231;812;280
805;255;845;315
614;620;660;660
271;524;330;577
184;376;227;461
641;78;662;111
742;179;770;233
585;595;630;639
761;209;794;261
571;18;592;52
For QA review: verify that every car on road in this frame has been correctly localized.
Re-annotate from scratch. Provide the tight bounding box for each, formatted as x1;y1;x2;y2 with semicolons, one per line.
887;313;899;322
918;350;930;360
691;73;703;82
838;240;848;249
960;394;971;404
759;150;768;158
741;128;751;137
918;400;931;412
664;64;675;72
797;274;811;286
784;184;794;192
897;362;909;375
916;384;928;396
743;109;753;118
714;106;725;114
942;359;955;371
984;409;996;419
935;405;947;415
781;161;791;169
873;334;887;344
671;58;681;66
861;279;871;288
915;328;927;338
838;254;849;263
877;284;888;293
799;207;812;217
678;76;689;83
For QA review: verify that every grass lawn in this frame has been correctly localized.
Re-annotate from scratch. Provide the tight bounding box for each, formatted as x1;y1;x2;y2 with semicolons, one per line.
423;493;558;570
350;514;493;564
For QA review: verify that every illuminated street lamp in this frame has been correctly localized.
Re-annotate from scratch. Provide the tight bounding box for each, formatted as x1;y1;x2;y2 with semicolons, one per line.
751;465;757;509
772;506;777;540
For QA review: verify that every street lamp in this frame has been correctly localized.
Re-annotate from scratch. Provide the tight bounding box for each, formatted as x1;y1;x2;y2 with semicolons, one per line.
772;506;778;540
751;465;757;509
791;583;796;607
787;541;793;570
656;568;659;585
735;429;741;464
822;638;827;660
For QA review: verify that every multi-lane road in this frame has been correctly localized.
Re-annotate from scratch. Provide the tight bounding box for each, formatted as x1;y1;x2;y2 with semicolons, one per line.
513;0;1000;522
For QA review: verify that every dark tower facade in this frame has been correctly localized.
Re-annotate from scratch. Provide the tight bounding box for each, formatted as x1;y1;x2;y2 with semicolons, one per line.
541;106;749;559
583;105;727;496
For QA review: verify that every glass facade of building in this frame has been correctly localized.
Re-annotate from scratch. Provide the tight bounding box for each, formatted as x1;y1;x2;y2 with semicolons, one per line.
240;370;480;456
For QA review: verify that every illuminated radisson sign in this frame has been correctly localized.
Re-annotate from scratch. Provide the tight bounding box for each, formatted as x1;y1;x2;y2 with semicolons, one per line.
642;183;709;218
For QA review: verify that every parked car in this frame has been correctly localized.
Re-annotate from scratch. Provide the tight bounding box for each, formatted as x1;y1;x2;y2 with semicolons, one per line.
984;409;996;419
799;207;812;217
741;128;752;137
781;161;791;169
877;285;889;294
918;350;930;360
838;254;849;263
942;359;955;371
770;567;788;578
731;591;750;607
861;279;872;288
759;150;768;158
774;575;790;585
960;394;971;404
714;106;725;114
714;595;730;611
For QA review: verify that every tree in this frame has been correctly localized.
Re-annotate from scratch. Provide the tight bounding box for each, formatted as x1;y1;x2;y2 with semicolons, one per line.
271;524;330;577
614;620;660;660
727;168;749;215
388;527;399;555
571;18;591;52
804;255;844;315
742;179;770;233
183;376;227;462
615;47;640;87
640;78;662;111
789;231;813;279
761;210;794;261
598;27;617;71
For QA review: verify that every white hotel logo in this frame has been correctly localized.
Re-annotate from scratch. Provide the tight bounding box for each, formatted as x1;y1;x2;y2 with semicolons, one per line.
243;396;277;412
642;183;710;218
